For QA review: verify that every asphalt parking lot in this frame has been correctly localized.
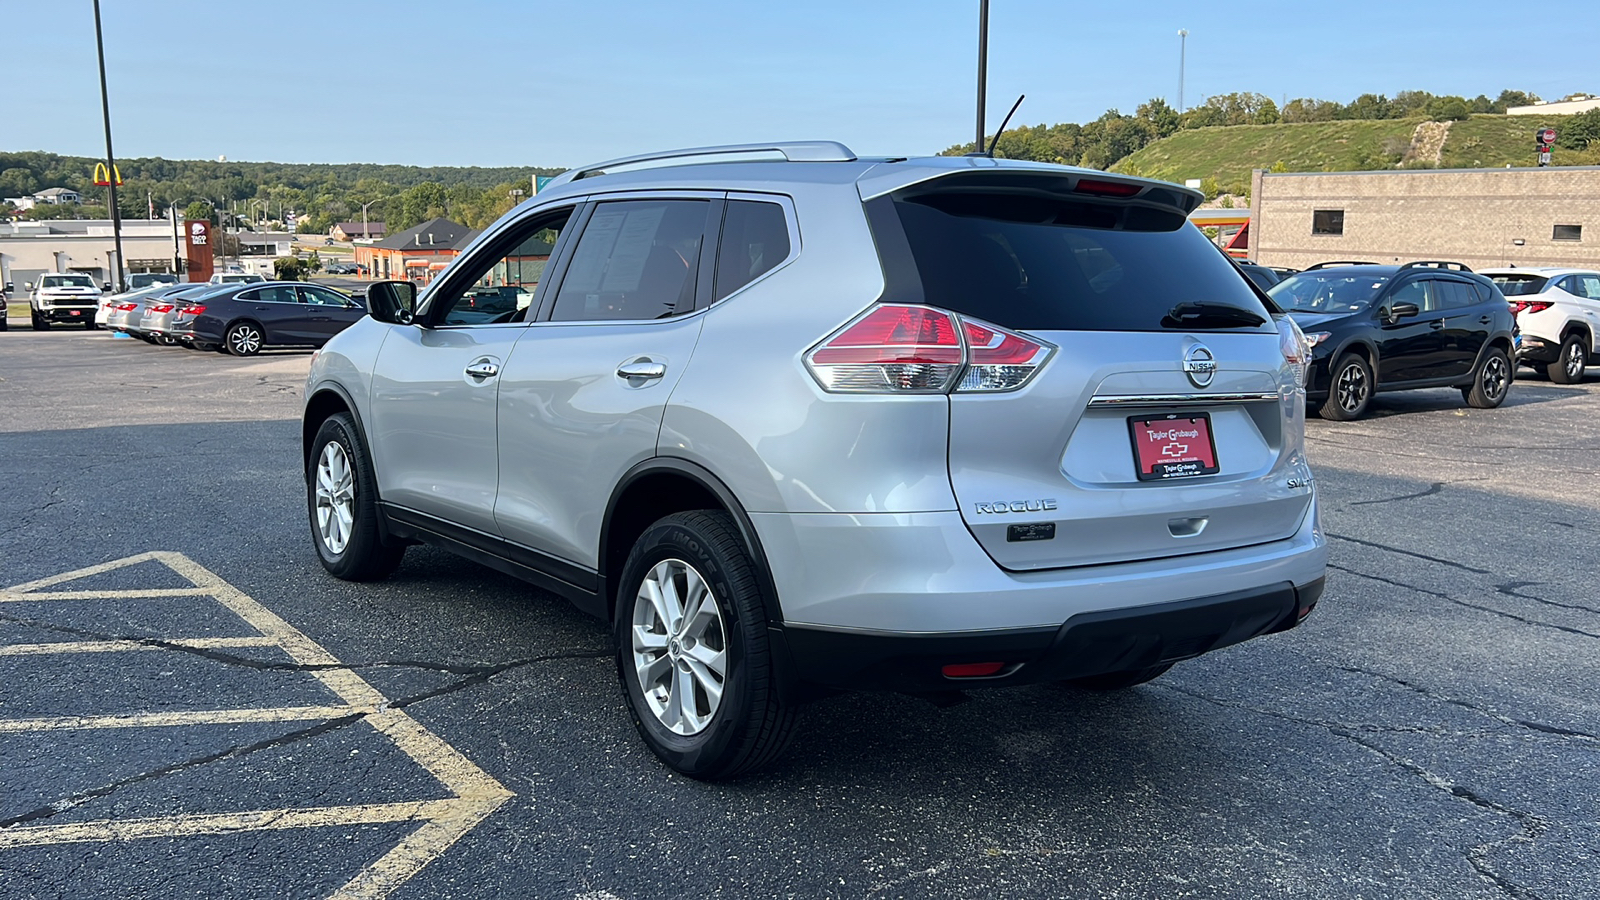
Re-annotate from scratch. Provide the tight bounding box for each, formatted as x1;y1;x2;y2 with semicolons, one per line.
1;329;1597;899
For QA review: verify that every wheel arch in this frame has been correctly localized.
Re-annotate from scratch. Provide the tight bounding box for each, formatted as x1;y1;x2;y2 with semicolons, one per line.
600;458;782;626
1559;319;1593;348
302;383;369;479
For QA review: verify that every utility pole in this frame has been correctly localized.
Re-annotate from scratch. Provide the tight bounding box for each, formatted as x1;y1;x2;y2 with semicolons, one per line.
93;0;127;292
169;203;181;277
975;0;989;150
1177;29;1189;112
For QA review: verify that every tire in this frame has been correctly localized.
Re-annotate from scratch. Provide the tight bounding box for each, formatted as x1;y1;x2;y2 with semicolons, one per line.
1464;346;1512;409
615;510;800;780
31;312;49;331
1318;353;1372;420
1546;334;1589;384
307;412;404;581
1064;663;1174;690
226;322;264;356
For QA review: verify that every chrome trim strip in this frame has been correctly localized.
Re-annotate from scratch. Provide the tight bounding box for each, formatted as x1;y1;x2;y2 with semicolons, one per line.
1088;392;1279;408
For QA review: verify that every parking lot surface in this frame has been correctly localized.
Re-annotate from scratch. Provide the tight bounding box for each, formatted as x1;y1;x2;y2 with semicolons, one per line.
1;330;1597;899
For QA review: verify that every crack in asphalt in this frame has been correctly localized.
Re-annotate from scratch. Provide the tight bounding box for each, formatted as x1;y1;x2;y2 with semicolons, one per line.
1328;564;1600;641
0;646;609;831
0;483;68;540
1326;533;1492;574
1334;664;1600;743
1494;581;1600;616
1162;683;1549;900
1349;481;1446;506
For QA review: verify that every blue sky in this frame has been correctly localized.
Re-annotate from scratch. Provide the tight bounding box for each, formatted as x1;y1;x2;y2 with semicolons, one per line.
4;0;1592;169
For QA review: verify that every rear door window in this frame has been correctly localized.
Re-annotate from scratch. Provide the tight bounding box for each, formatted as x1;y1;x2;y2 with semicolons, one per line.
247;286;300;304
550;199;713;322
1434;280;1479;310
875;193;1271;332
1577;274;1600;299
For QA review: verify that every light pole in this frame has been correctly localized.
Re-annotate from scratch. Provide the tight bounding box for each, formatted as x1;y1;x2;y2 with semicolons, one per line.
360;201;376;240
975;0;990;150
93;0;127;293
1177;29;1189;112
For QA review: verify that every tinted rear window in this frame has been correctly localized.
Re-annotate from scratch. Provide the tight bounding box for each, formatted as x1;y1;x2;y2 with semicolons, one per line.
877;193;1271;332
1489;274;1549;296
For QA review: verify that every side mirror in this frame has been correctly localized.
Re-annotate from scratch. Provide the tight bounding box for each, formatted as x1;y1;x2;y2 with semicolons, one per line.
3;282;13;293
103;281;113;291
24;282;34;291
366;280;417;325
1389;301;1420;320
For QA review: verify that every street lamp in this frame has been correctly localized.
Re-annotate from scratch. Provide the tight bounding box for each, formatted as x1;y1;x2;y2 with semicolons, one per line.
975;0;989;150
93;0;127;293
509;188;525;206
1177;29;1189;112
359;201;377;240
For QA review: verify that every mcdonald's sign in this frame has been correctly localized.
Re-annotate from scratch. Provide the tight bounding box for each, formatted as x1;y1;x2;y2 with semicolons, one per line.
92;163;123;187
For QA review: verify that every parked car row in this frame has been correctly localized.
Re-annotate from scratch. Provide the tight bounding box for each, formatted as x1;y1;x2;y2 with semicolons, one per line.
99;279;366;355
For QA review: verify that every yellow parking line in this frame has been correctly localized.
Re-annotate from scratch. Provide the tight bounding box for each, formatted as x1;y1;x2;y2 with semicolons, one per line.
0;587;213;602
1;552;517;900
0;636;279;656
0;799;464;849
0;705;363;732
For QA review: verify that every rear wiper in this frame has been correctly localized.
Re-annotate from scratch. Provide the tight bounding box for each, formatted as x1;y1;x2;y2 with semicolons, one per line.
1162;302;1266;329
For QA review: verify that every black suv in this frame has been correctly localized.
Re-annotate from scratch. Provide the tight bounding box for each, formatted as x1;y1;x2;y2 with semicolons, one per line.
1268;262;1516;420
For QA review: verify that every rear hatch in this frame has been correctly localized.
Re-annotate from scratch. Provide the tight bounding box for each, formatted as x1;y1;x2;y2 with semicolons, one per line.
866;172;1311;570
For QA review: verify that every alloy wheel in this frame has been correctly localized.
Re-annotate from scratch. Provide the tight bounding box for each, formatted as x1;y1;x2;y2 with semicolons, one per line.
1566;341;1586;381
314;442;355;555
631;558;728;736
1482;356;1509;401
229;325;262;355
1337;362;1368;413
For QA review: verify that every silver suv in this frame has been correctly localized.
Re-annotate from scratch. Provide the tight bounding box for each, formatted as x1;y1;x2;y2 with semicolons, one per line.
302;142;1327;778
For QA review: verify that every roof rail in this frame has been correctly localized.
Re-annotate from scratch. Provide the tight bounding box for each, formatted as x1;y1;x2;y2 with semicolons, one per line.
1305;260;1379;270
544;141;858;190
1399;260;1474;273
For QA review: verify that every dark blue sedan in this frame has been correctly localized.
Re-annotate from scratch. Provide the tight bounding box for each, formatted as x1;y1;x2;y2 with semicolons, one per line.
171;281;366;355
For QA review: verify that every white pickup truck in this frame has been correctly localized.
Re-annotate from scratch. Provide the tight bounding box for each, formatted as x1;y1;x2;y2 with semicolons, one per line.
28;273;104;330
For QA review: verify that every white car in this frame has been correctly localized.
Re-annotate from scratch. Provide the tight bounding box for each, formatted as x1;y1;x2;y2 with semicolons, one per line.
208;273;266;285
1480;268;1600;383
28;273;104;330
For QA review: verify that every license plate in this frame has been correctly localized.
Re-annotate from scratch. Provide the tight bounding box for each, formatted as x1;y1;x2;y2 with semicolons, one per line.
1128;413;1220;481
70;310;81;316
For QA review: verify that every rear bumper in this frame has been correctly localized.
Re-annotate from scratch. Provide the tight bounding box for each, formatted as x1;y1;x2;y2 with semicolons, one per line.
751;493;1325;634
778;578;1323;692
1517;335;1557;363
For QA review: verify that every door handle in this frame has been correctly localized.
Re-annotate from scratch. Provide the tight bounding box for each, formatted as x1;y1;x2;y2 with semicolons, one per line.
1429;320;1445;330
1479;315;1492;324
464;360;500;379
616;362;667;380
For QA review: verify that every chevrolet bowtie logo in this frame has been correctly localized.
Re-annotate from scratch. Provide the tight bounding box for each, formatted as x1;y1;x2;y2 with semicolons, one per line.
1160;442;1189;458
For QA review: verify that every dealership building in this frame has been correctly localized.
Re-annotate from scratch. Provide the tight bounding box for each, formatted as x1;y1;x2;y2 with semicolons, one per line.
1248;166;1600;271
0;219;185;291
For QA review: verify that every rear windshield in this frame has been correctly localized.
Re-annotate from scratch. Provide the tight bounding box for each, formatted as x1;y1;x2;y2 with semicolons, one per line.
1269;271;1391;313
1488;274;1549;296
877;193;1272;333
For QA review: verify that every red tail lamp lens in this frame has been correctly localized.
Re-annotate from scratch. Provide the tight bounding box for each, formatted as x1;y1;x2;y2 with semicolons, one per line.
181;306;205;316
150;304;175;313
942;662;1006;678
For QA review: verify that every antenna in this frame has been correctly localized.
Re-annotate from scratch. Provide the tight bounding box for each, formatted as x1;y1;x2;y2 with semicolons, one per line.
986;95;1025;157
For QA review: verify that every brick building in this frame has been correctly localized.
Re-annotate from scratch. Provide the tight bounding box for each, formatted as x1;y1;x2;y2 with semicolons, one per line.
352;217;477;283
1249;166;1600;271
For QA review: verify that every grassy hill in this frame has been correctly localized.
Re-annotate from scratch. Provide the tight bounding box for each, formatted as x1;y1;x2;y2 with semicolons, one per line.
1112;114;1599;193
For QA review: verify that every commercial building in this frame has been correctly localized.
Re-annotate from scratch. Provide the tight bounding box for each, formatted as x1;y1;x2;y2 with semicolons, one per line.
1248;166;1600;271
353;217;477;283
330;221;385;242
0;218;184;290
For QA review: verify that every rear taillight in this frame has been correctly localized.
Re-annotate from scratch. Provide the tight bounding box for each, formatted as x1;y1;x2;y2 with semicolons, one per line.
114;303;138;311
179;305;205;317
1508;299;1552;316
150;304;175;313
956;320;1053;392
1277;316;1310;388
806;304;1054;394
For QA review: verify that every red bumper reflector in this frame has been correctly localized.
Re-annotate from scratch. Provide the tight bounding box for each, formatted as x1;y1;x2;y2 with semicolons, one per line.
942;662;1006;678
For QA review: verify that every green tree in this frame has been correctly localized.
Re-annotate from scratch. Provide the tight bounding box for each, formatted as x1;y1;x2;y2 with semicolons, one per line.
1558;108;1600;150
1135;98;1182;138
304;250;323;275
274;256;304;280
1425;96;1472;121
1345;93;1392;120
183;200;213;222
1493;90;1541;112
